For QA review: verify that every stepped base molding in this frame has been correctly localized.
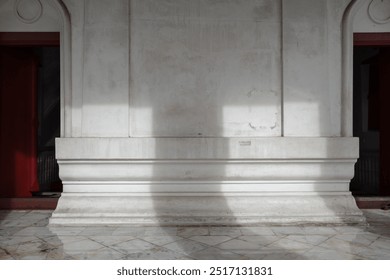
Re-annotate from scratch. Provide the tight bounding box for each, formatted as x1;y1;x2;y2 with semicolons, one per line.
50;137;365;225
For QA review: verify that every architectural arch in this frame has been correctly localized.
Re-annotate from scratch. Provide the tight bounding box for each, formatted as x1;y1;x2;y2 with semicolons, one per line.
342;0;390;137
342;0;366;137
0;0;72;137
49;0;72;137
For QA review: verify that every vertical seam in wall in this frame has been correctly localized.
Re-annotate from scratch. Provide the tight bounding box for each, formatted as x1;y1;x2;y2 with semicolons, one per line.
340;0;352;138
60;4;66;137
81;0;85;137
128;0;131;137
52;0;69;137
281;0;285;137
326;0;330;137
341;0;352;137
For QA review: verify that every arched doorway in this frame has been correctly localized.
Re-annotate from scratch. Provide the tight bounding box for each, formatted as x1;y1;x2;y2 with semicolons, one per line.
0;32;61;199
351;33;390;196
342;0;390;199
0;0;71;208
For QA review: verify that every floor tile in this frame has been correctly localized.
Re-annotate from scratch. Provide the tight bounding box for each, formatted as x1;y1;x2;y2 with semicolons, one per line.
42;235;87;247
244;250;308;260
0;219;37;227
0;248;14;259
58;238;106;253
48;226;87;236
78;227;117;236
355;247;390;260
301;226;338;235
111;227;146;237
332;226;367;234
216;238;263;251
366;227;390;238
368;237;390;251
238;235;284;246
317;236;371;255
163;239;208;255
143;227;178;236
188;235;233;246
16;251;49;260
1;209;390;260
123;246;192;260
209;227;242;237
0;235;39;247
335;233;380;246
0;211;29;220
13;239;54;255
302;247;363;260
109;239;156;255
32;218;50;227
190;247;248;260
265;237;314;250
45;247;75;259
69;247;126;260
270;226;306;236
140;235;183;246
18;211;52;221
0;227;26;236
284;235;331;246
240;227;275;236
14;226;55;236
177;227;209;237
89;235;136;247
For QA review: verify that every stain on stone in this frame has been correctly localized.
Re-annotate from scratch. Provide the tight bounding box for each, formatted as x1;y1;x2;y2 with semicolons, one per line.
239;140;252;146
248;123;267;131
247;88;257;98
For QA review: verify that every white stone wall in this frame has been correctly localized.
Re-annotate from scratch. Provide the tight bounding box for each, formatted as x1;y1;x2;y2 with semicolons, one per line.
60;0;352;138
283;0;350;136
130;0;281;137
62;0;130;137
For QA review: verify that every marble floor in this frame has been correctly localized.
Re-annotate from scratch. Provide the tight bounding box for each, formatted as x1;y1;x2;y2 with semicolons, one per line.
1;210;390;260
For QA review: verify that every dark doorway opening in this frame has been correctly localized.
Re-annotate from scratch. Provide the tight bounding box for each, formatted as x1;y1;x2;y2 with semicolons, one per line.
0;33;62;202
351;33;390;197
35;46;62;194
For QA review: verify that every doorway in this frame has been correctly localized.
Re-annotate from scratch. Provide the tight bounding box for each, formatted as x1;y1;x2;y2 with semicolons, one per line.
0;32;62;199
351;33;390;196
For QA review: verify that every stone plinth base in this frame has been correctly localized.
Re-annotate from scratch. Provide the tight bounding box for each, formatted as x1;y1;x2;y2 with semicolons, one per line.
50;137;365;225
50;192;365;225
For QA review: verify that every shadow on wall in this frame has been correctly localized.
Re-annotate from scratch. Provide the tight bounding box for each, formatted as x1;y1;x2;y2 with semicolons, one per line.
44;0;366;259
136;0;305;259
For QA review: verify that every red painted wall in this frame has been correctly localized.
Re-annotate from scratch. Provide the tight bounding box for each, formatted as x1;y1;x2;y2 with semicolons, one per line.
0;47;39;197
